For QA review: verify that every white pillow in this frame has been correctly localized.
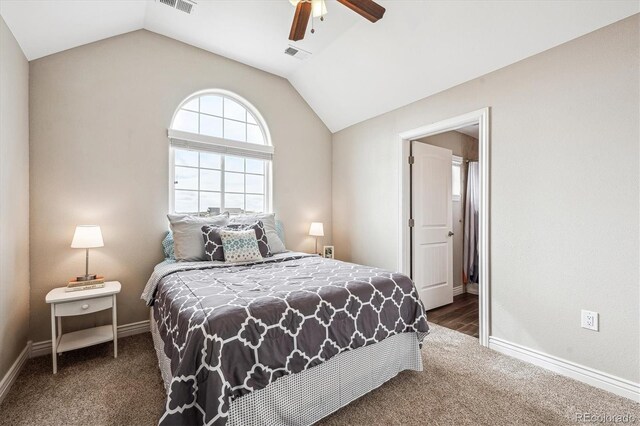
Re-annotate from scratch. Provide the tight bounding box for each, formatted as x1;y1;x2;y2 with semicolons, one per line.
229;213;287;254
168;213;229;261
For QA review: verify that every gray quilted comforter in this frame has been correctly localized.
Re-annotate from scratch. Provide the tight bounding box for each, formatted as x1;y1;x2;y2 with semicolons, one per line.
142;253;429;426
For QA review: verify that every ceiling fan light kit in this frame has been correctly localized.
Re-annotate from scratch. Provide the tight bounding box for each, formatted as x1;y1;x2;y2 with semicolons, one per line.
288;0;386;41
289;0;328;18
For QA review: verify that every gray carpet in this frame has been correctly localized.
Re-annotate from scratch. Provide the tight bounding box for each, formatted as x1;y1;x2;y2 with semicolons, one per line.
1;324;637;425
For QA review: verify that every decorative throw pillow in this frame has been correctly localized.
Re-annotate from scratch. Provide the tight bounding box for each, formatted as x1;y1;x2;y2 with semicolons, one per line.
202;226;225;261
230;213;287;254
162;231;175;260
168;213;229;261
219;229;263;263
202;220;271;261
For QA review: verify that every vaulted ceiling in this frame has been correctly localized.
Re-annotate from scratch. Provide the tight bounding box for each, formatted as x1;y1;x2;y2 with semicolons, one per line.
1;1;638;132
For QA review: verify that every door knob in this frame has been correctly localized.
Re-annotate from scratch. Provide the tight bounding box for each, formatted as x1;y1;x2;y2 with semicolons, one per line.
448;231;454;237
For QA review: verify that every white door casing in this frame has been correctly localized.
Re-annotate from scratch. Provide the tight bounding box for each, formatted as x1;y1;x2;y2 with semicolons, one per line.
411;142;454;310
398;107;490;346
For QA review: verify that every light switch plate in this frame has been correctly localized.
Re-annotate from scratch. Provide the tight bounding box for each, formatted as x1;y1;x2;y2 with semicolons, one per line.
581;310;599;331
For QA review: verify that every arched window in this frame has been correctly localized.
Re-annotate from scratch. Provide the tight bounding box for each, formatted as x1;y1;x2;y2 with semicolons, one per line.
168;90;273;214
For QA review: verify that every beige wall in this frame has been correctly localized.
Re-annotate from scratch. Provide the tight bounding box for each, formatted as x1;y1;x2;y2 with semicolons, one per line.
333;15;639;382
29;30;332;342
416;131;478;288
0;17;30;379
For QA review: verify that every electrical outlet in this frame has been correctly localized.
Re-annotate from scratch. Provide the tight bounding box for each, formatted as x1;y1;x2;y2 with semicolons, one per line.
581;310;599;331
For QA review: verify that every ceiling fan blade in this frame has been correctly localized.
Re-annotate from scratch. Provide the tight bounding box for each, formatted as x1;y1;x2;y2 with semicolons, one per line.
289;1;312;41
337;0;386;22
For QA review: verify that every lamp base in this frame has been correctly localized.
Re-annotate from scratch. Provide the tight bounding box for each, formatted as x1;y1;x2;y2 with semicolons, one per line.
76;274;98;282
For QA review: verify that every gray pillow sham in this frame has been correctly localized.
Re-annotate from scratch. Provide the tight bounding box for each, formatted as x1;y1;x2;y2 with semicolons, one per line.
229;213;286;254
168;213;229;261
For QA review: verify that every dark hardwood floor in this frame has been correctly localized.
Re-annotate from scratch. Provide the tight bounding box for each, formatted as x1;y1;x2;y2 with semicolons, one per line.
426;292;479;338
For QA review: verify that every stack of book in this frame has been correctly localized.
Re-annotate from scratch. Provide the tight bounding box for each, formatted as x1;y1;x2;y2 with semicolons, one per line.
66;276;105;292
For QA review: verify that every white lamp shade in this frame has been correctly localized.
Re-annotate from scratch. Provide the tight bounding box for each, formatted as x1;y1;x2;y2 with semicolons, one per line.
308;222;324;237
71;225;104;248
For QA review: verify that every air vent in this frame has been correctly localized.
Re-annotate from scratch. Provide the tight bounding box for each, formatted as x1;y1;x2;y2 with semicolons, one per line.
176;0;194;13
284;45;312;60
157;0;196;14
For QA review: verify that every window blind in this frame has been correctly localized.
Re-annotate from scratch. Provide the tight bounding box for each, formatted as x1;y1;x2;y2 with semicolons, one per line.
168;129;274;161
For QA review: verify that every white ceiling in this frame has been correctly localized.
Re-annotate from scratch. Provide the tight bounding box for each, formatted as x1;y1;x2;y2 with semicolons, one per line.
1;1;638;132
0;1;147;60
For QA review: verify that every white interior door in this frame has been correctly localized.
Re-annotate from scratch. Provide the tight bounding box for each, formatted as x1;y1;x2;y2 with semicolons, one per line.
411;141;454;310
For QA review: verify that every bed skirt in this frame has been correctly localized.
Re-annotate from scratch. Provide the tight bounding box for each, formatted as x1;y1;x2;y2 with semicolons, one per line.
150;308;423;426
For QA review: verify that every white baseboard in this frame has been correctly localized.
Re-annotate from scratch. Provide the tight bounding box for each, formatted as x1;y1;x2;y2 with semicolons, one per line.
31;340;54;358
1;320;151;403
116;320;151;338
466;282;478;295
453;285;464;296
489;336;640;402
31;320;150;358
0;341;31;405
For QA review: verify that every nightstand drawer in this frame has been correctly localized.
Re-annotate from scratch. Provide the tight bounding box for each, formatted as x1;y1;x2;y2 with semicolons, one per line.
55;296;113;317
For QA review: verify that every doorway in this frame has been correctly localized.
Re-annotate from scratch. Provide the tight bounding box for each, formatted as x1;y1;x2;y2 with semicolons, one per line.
413;129;479;337
397;108;490;346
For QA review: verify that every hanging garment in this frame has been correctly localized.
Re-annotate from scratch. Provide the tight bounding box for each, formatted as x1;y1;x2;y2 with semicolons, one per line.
463;161;479;284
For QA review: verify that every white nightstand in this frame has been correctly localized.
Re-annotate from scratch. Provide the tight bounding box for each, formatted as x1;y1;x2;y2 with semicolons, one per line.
45;281;121;374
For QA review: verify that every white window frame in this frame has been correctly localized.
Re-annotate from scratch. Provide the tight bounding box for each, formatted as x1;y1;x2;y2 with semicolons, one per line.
168;89;273;214
452;155;463;202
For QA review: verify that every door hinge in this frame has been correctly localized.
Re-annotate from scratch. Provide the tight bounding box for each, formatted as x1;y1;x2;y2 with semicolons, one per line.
408;218;415;227
408;155;415;165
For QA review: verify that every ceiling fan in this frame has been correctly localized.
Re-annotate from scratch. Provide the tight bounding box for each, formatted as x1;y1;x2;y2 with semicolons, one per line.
289;0;386;41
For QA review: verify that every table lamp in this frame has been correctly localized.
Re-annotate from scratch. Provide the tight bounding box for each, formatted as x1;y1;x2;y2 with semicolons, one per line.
308;222;324;254
71;225;104;281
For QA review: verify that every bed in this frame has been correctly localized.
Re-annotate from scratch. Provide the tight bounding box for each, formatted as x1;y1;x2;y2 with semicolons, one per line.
142;252;429;426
